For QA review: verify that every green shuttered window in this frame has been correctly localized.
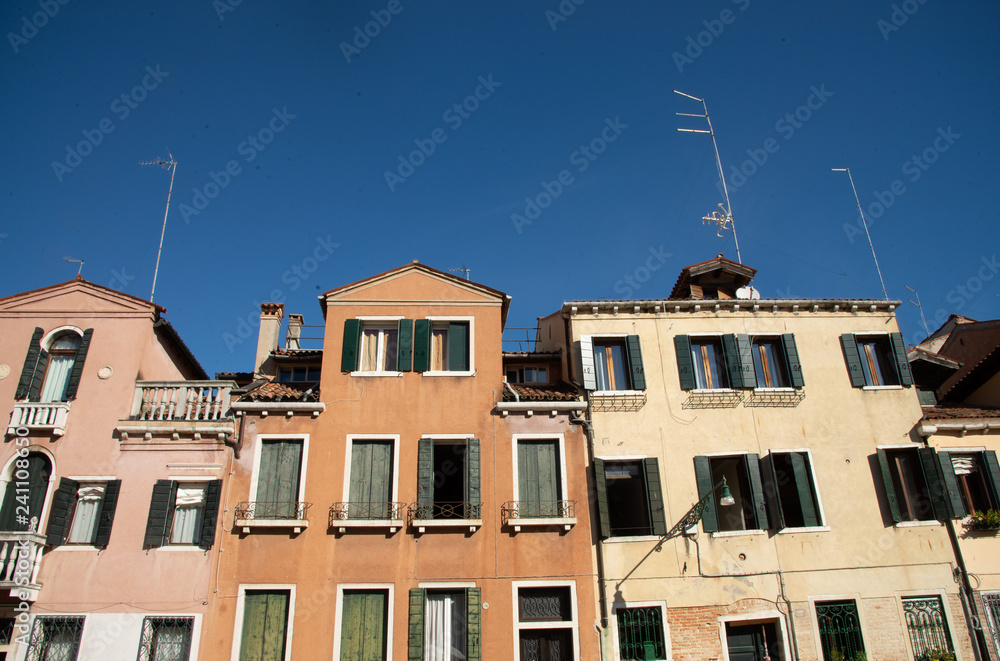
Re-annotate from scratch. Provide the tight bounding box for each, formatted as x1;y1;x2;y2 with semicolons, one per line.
875;448;950;523
15;327;92;402
45;478;121;548
694;454;768;532
256;440;303;520
593;458;666;538
416;439;480;520
518;440;562;518
408;588;481;661
340;590;388;660
841;332;913;388
579;335;646;391
143;479;223;548
349;440;394;519
240;590;290;661
675;333;803;390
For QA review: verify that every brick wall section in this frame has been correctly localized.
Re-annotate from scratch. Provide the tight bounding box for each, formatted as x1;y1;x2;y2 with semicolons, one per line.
967;592;995;661
667;606;724;661
860;597;910;660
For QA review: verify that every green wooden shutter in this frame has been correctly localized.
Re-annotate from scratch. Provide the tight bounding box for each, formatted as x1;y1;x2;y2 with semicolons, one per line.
466;588;482;661
448;322;469;371
15;327;44;400
45;478;79;547
841;334;866;388
744;454;769;529
789;453;819;527
736;334;755;387
518;441;559;515
576;337;596;390
398;319;414;372
626;335;646;390
722;334;742;388
981;451;1000;510
0;455;50;532
27;349;49;402
257;441;302;519
918;448;949;520
935;452;967;519
466;438;481;514
240;590;289;661
341;319;361;371
694;456;719;532
416;439;434;518
781;334;805;387
643;458;667;536
888;332;914;387
350;441;393;516
876;449;902;523
413;320;431;372
341;591;387;660
143;480;177;548
408;589;425;661
92;479;120;548
674;335;696;390
199;480;223;549
593;459;610;539
63;328;92;400
764;455;786;530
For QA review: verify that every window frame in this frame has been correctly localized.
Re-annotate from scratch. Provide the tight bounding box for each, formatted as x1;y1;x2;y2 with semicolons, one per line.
137;615;197;661
505;366;548;384
717;610;793;661
841;332;913;389
594;456;667;540
935;448;1000;519
332;583;394;661
351;316;405;376
0;448;56;534
246;434;310;527
611;600;671;661
511;580;579;661
409;582;482;661
46;475;121;549
24;614;85;661
875;445;949;525
695;452;769;535
423;316;475;377
579;334;646;393
765;449;828;532
144;477;223;549
414;434;482;531
276;364;321;383
809;595;870;661
896;591;957;661
230;584;296;661
165;479;211;547
15;326;92;403
510;434;575;530
337;434;402;530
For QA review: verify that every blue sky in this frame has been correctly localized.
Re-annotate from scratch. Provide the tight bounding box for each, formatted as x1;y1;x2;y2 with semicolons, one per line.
3;1;998;375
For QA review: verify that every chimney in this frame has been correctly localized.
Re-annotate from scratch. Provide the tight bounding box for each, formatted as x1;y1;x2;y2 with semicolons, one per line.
255;303;285;374
286;314;304;350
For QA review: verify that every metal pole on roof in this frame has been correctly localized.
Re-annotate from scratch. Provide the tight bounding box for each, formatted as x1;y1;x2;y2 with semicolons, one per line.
674;90;742;264
905;285;930;339
141;151;178;303
832;168;889;301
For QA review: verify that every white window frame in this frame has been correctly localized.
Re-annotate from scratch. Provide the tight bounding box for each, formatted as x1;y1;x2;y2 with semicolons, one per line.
230;584;296;661
332;583;395;661
414;434;481;532
583;333;643;395
808;593;871;661
853;332;904;390
768;448;830;534
244;434;310;531
337;434;402;532
134;613;202;661
611;600;671;661
423;316;475;377
893;588;962;661
161;476;211;549
685;332;736;393
510;433;575;530
718;610;793;661
511;580;579;661
352;316;405;377
595;454;661;542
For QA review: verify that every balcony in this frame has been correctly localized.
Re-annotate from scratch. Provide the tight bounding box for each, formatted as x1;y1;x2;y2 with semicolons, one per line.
409;502;483;534
329;502;406;534
117;381;237;447
0;532;45;601
501;500;577;532
234;501;311;534
7;402;71;437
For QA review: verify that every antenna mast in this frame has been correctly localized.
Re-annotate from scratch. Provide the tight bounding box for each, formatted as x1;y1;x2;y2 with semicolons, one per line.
905;285;930;339
674;90;742;264
449;266;471;281
832;168;888;301
140;152;178;303
64;257;84;277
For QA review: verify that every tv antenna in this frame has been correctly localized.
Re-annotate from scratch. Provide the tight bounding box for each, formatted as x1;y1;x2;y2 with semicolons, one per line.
64;257;84;277
140;151;178;303
675;90;742;264
449;266;470;281
831;168;888;301
905;285;930;339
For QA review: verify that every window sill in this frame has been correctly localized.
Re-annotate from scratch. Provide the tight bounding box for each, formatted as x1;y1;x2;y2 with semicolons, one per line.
350;371;403;377
601;534;662;544
894;520;941;528
152;545;209;552
777;525;830;534
508;517;576;532
691;388;737;394
753;387;797;393
411;519;482;534
861;385;903;391
332;519;404;534
422;370;475;377
235;518;309;534
592;389;645;396
51;545;101;552
711;529;767;538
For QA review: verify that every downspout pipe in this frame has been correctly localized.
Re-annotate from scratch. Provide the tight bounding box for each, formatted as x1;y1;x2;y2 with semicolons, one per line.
572;415;609;625
945;518;990;661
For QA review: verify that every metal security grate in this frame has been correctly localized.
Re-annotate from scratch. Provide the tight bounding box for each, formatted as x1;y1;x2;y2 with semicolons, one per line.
618;607;666;660
137;617;193;661
25;616;84;661
816;600;865;661
902;597;953;659
982;592;1000;660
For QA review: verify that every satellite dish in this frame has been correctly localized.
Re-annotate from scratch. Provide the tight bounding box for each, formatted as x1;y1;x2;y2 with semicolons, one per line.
736;286;760;300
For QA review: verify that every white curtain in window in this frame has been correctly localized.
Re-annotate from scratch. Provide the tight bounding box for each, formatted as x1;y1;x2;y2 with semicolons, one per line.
66;485;105;543
431;328;447;371
39;354;75;402
362;328;379;371
426;592;466;661
952;455;977;476
169;487;206;544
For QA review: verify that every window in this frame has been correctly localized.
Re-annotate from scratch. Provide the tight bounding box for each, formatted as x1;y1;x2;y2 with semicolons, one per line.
815;600;865;661
676;334;803;390
24;616;84;661
766;452;823;529
408;588;481;660
616;606;667;660
579;335;645;391
138;617;194;661
248;438;306;521
0;453;51;532
15;327;92;403
342;318;471;374
875;448;949;523
0;616;15;660
749;335;803;388
902;596;953;660
276;365;320;383
936;450;1000;517
594;459;666;538
236;589;291;661
514;437;570;519
514;584;577;661
506;366;547;384
415;438;481;521
694;455;768;532
144;480;222;548
841;332;913;388
982;592;1000;657
45;478;120;548
361;324;398;372
345;438;397;519
429;321;469;372
337;589;389;661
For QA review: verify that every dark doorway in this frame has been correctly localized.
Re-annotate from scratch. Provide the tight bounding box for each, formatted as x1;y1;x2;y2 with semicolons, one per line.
726;621;780;661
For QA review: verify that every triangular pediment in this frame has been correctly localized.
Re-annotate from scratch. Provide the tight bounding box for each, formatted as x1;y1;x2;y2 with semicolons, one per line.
0;278;161;316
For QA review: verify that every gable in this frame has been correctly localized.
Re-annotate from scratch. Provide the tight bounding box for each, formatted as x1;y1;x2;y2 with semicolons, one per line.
333;269;501;305
0;280;157;317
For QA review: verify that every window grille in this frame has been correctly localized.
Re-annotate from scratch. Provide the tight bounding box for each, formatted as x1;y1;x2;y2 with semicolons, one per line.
902;597;953;659
25;616;84;661
617;607;665;660
816;600;865;661
137;617;193;661
981;592;1000;659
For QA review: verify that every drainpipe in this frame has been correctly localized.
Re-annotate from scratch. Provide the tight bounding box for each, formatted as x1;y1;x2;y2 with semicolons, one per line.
503;381;520;402
944;518;990;661
572;415;609;627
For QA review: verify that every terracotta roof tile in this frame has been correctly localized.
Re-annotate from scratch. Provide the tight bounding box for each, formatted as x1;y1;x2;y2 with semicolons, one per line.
241;381;320;402
271;348;323;357
922;405;1000;421
503;381;581;402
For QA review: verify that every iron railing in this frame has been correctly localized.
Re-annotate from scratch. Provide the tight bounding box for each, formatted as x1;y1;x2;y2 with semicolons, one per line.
409;501;482;520
234;501;310;521
618;607;666;660
329;501;406;525
903;596;953;659
816;600;866;661
137;616;194;661
24;616;84;661
501;500;575;524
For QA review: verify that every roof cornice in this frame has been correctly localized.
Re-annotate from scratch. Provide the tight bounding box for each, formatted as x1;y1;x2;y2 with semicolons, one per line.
561;299;900;316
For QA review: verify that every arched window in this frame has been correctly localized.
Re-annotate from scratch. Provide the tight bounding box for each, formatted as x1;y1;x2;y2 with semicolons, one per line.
15;327;93;402
0;453;53;532
40;333;81;403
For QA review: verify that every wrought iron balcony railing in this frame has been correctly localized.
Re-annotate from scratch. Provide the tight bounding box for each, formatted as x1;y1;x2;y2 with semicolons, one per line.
409;501;482;521
328;502;406;534
234;501;311;533
0;531;45;599
501;500;577;531
6;402;71;437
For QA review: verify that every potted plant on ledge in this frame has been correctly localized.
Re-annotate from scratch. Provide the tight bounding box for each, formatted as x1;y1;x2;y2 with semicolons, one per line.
916;647;956;661
965;509;1000;532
